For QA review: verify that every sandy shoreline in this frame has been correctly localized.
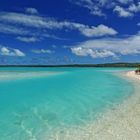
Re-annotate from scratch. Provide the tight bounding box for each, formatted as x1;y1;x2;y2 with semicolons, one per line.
126;70;140;80
47;70;140;140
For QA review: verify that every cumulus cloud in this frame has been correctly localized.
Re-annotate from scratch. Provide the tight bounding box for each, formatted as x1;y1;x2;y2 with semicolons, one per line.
113;2;140;17
0;11;117;37
71;34;140;59
113;6;133;17
32;49;54;54
0;46;25;57
128;2;140;12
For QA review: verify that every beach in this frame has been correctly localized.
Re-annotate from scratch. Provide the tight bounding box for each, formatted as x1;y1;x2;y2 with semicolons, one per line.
47;70;140;140
126;70;140;80
90;71;140;140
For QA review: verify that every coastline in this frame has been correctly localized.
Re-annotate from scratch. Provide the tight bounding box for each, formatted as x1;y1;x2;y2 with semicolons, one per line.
47;70;140;140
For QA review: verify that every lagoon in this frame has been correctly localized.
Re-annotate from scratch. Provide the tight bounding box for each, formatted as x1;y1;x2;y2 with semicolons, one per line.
0;68;134;140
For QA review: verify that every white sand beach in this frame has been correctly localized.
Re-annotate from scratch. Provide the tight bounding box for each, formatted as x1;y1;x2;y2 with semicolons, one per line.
126;70;140;80
47;70;140;140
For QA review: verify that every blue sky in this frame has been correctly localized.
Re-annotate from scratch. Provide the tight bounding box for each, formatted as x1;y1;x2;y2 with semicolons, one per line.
0;0;140;64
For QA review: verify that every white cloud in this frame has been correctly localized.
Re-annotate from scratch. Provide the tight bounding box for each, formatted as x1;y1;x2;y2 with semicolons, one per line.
16;36;39;43
71;34;140;58
71;47;116;58
25;8;38;14
32;49;54;54
0;23;29;35
13;49;25;57
137;23;140;26
113;6;133;17
0;11;117;37
0;46;25;57
78;24;117;37
117;0;133;4
70;0;140;18
0;12;49;29
113;2;140;17
128;2;140;12
70;0;106;16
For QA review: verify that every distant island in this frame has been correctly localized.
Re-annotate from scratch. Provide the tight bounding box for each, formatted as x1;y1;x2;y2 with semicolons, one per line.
0;63;139;67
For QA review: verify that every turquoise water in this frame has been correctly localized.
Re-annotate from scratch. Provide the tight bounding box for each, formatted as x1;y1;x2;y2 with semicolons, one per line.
0;68;133;140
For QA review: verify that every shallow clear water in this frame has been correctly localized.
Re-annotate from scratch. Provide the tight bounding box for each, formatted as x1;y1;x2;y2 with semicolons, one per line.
0;68;133;140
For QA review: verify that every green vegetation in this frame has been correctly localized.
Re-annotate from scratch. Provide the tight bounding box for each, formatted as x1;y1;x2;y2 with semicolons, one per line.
138;65;140;70
0;63;139;68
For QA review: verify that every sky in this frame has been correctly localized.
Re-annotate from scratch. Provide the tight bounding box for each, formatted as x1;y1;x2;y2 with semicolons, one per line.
0;0;140;65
